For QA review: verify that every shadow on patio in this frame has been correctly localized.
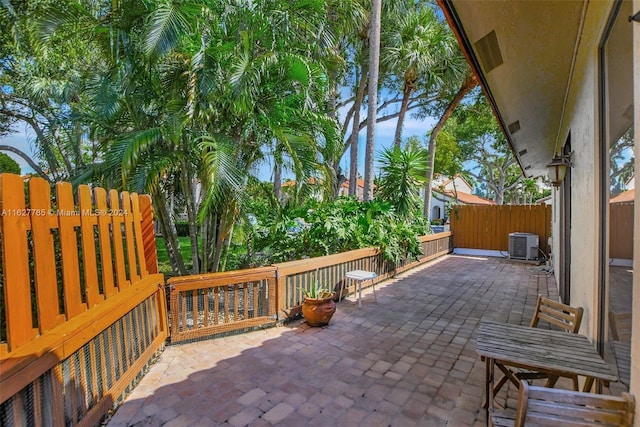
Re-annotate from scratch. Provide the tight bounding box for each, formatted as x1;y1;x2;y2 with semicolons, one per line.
106;255;560;427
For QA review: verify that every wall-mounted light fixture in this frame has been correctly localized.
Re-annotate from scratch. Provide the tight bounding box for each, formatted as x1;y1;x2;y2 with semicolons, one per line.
546;152;573;187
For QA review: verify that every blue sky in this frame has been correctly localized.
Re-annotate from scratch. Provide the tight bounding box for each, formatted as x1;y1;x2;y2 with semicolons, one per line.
3;113;437;182
2;125;38;175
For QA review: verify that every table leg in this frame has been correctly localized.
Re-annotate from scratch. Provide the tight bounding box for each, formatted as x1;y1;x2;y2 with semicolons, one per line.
582;377;595;393
358;280;362;308
483;357;493;425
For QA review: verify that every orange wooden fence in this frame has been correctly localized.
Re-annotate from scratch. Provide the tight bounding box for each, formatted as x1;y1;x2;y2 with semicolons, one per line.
164;232;453;339
610;202;634;260
0;173;167;426
450;205;552;256
167;267;277;343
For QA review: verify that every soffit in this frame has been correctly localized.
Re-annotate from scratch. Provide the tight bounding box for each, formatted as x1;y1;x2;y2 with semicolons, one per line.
442;0;585;178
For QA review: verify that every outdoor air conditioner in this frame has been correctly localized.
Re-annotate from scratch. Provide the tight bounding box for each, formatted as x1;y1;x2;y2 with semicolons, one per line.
508;232;539;261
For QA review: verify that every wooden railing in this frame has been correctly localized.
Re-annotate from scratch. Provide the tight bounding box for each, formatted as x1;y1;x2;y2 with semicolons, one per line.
167;267;277;343
0;173;167;426
165;231;454;334
276;232;454;319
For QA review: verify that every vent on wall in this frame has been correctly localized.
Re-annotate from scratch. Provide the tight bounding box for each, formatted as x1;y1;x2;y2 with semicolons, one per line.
508;232;539;261
475;30;504;73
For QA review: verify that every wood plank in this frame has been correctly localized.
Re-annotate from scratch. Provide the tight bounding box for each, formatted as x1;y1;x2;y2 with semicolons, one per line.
78;185;103;307
0;173;35;350
109;190;129;289
56;181;86;319
29;177;65;332
130;194;149;278
121;192;140;283
94;188;116;298
138;195;158;274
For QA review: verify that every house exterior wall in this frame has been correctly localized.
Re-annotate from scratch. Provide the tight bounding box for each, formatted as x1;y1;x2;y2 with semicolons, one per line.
631;0;639;418
549;2;639;411
551;0;611;341
431;193;448;220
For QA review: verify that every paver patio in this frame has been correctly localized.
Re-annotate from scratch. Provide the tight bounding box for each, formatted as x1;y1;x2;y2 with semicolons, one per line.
105;254;564;427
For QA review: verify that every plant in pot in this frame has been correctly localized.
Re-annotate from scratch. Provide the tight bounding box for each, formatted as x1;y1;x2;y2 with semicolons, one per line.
301;281;336;327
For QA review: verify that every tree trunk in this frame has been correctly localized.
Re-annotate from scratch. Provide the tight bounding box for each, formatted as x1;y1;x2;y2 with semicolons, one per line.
349;61;368;197
152;189;187;276
180;165;200;273
423;74;477;218
364;0;382;202
274;160;282;205
393;82;413;148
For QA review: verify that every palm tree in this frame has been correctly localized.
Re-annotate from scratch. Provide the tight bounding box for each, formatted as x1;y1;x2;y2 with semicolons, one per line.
377;146;427;216
382;6;453;148
364;0;382;202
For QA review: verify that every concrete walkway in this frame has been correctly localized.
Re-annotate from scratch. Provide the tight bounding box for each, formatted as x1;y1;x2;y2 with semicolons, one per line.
106;255;559;427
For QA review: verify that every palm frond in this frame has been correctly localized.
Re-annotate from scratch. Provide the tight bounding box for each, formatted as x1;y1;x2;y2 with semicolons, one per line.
144;1;195;59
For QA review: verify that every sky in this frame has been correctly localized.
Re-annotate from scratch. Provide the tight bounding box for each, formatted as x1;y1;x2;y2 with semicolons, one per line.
2;104;437;182
1;125;38;175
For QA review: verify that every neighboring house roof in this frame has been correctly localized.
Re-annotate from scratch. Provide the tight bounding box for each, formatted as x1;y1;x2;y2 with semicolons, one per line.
433;189;495;205
610;189;634;204
282;177;322;187
340;178;367;189
435;175;473;192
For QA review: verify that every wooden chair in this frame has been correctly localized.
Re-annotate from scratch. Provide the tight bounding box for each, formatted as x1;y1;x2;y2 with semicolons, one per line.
493;295;584;397
490;380;635;427
609;311;632;341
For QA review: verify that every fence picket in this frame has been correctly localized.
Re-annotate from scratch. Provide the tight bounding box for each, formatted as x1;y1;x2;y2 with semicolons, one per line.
56;181;86;319
131;194;149;278
79;185;103;307
29;177;64;332
95;188;117;298
0;174;35;349
109;190;129;289
121;192;140;283
138;195;158;275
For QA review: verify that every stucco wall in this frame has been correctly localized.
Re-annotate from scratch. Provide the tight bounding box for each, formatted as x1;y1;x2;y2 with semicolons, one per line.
553;0;611;340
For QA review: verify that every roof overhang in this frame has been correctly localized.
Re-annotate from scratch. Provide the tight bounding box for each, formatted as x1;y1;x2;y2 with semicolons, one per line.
438;0;587;178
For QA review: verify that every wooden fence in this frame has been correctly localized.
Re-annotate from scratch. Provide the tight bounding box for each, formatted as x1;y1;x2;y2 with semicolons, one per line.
167;267;277;343
0;173;166;426
165;232;454;343
0;169;455;420
450;205;552;256
610;202;634;260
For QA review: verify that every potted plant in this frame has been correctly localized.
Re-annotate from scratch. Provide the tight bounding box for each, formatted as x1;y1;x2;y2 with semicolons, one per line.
301;281;336;327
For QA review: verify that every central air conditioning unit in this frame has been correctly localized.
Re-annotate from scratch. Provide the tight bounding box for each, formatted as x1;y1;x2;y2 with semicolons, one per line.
508;232;539;261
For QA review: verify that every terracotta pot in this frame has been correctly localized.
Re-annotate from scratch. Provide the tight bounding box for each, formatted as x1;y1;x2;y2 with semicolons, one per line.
302;294;336;327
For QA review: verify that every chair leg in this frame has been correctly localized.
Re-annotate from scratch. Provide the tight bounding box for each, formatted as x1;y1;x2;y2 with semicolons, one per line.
493;374;510;398
572;375;579;391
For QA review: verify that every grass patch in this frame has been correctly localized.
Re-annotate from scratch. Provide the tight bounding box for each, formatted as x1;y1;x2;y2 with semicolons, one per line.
156;237;195;277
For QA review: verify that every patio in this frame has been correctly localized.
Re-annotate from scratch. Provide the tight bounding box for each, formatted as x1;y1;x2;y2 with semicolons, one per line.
105;254;572;427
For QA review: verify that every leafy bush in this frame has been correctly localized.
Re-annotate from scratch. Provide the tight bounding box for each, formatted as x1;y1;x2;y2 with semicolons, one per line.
251;197;430;265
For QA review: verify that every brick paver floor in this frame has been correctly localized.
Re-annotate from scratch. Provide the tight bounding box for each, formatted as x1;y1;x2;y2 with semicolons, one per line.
106;254;560;427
